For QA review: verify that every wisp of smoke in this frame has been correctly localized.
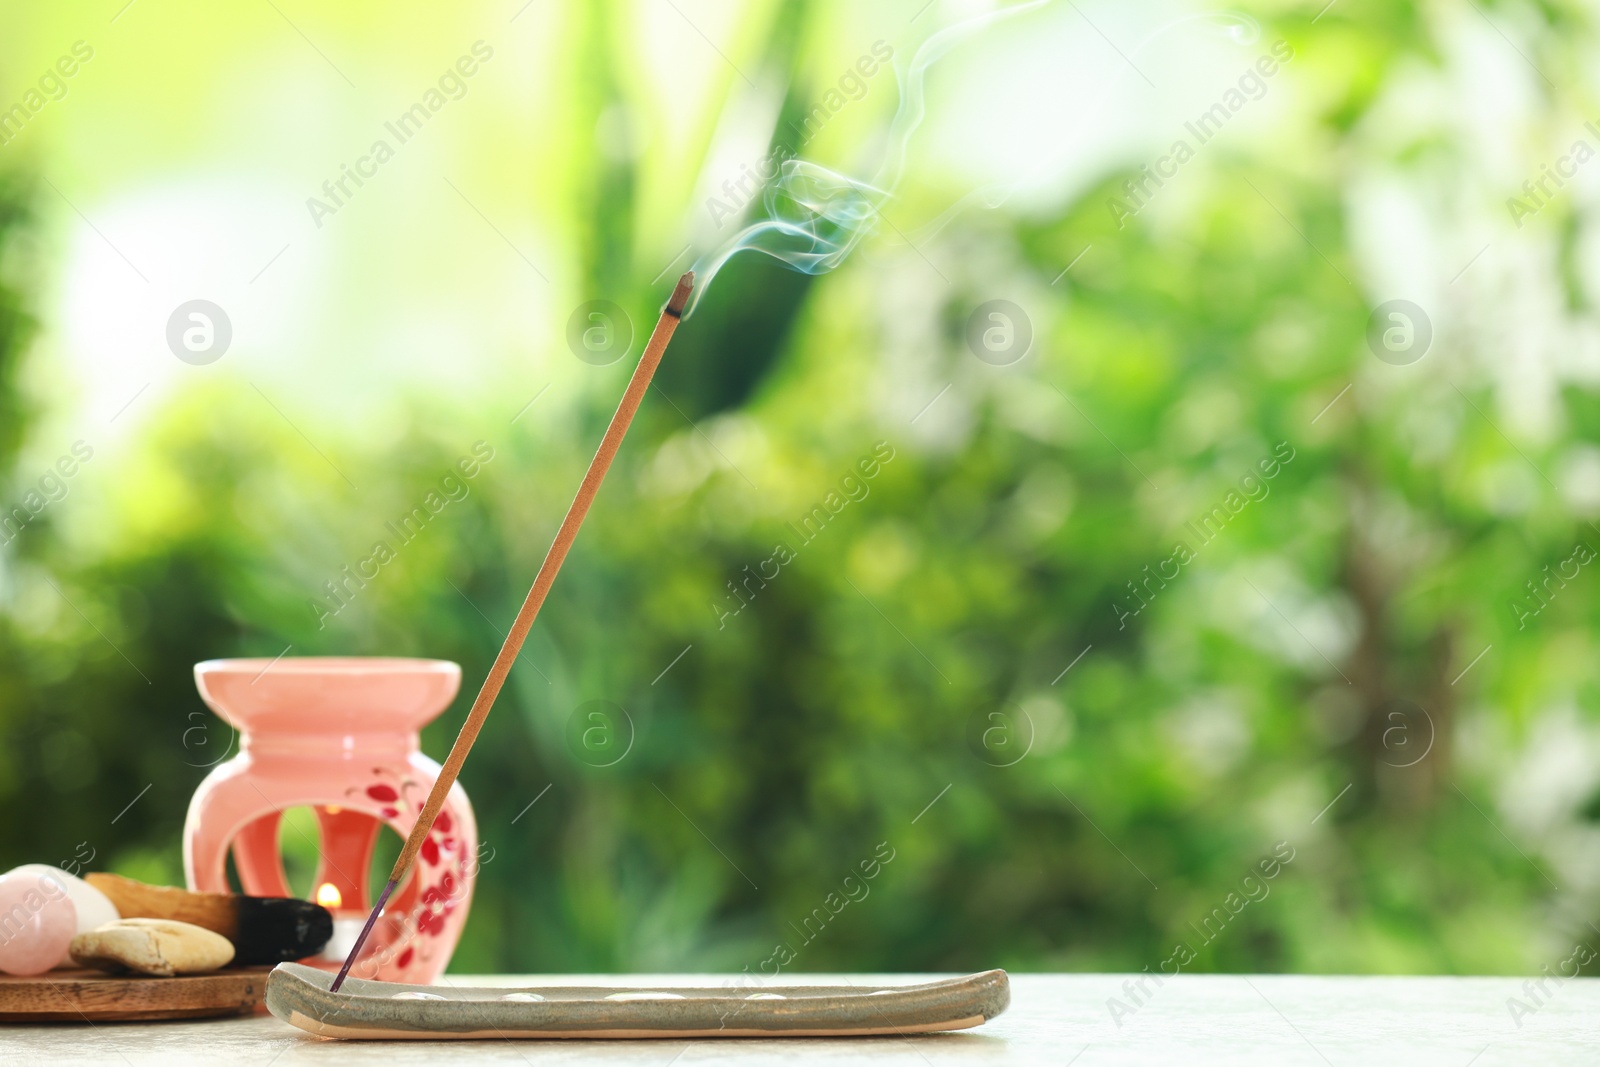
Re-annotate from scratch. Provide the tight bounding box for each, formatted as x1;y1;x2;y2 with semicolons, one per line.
679;4;1259;316
686;161;889;314
680;0;1051;317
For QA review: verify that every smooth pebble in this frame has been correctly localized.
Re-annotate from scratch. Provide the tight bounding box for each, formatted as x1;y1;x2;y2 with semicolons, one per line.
0;871;77;976
8;865;118;966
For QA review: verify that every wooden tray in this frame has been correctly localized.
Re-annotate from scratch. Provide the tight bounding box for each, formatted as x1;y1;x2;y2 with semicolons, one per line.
0;968;269;1022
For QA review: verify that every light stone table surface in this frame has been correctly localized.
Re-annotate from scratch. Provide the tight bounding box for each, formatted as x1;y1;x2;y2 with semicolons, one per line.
2;972;1596;1066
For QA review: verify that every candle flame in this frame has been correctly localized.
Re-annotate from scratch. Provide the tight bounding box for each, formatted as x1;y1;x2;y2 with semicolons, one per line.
316;882;342;909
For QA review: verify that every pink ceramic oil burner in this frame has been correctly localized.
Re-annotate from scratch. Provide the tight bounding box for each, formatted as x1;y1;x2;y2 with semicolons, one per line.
183;657;478;984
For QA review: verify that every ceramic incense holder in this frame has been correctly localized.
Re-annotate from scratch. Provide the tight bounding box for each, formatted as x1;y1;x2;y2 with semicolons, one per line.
265;962;1009;1039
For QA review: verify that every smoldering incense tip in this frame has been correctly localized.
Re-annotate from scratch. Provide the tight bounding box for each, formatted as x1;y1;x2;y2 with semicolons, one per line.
665;270;694;318
328;876;398;994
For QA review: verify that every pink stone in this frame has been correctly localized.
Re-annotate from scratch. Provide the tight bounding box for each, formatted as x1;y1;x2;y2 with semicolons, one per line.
0;871;78;976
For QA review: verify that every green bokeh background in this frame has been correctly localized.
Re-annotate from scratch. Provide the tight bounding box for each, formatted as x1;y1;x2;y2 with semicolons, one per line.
0;0;1592;978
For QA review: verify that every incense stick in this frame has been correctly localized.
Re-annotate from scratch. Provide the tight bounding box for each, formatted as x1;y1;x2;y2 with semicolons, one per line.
331;271;695;992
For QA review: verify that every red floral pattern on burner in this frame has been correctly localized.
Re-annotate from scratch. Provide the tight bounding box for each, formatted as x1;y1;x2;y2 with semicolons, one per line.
338;765;477;972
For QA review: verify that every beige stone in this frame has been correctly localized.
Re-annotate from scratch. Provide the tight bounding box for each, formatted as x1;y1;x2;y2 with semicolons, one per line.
70;918;235;977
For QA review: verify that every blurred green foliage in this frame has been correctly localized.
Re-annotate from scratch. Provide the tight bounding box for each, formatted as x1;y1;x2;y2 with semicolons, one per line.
0;0;1595;980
